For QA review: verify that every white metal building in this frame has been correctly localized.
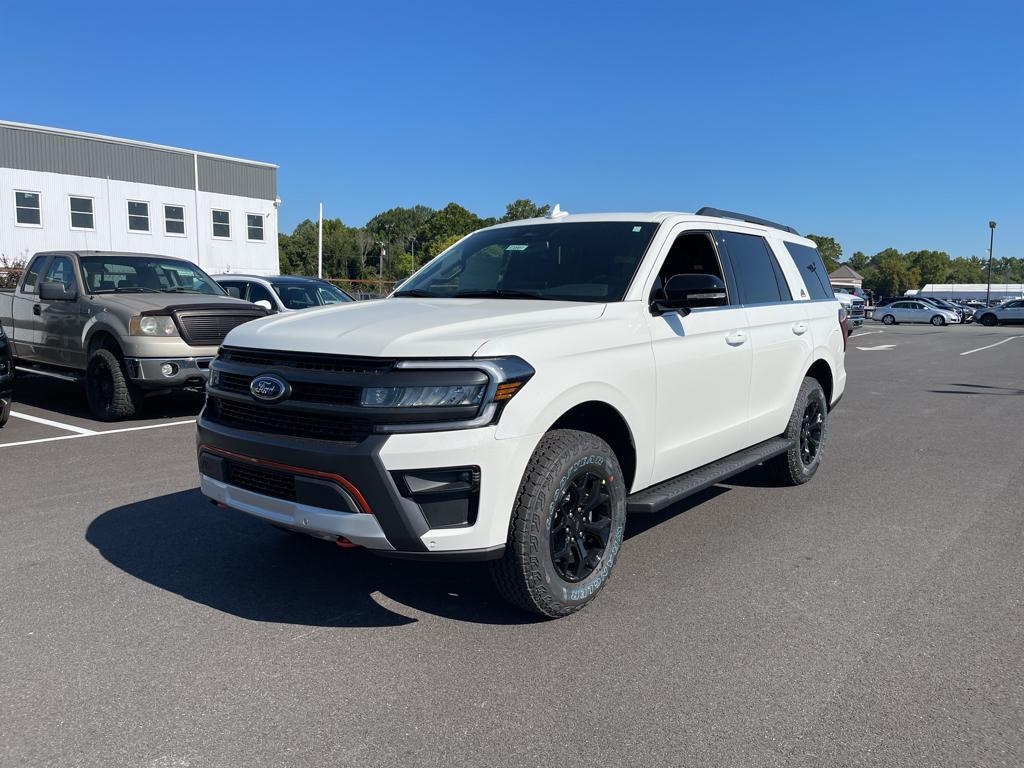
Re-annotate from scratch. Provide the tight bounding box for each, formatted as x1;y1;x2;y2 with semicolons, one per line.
911;283;1024;300
0;120;279;275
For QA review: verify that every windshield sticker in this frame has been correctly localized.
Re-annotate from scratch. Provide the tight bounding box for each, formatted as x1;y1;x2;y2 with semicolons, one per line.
632;226;642;232
505;244;528;251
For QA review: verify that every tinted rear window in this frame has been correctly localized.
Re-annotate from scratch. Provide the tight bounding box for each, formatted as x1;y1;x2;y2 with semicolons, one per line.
720;232;787;304
784;242;834;300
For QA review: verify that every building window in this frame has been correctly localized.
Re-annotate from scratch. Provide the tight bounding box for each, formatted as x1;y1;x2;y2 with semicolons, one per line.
164;205;186;236
127;201;150;232
212;209;231;239
70;196;95;230
15;191;42;226
247;213;264;241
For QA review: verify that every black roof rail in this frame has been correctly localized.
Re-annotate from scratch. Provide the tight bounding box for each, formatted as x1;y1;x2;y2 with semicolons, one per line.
695;207;800;236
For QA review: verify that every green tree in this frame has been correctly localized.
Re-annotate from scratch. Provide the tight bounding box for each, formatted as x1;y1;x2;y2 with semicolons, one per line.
947;256;986;283
806;234;842;272
847;251;869;272
417;203;486;260
865;248;918;297
499;198;550;222
907;250;951;286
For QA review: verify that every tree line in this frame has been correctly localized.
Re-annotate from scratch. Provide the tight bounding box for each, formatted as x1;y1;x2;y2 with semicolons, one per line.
804;234;1024;297
278;199;550;281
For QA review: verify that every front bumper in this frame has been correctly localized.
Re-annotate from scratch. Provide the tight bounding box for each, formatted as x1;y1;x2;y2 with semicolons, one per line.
125;356;214;389
196;410;535;557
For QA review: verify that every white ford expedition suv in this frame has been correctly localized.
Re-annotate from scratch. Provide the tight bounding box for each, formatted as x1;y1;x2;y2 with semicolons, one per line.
197;207;847;617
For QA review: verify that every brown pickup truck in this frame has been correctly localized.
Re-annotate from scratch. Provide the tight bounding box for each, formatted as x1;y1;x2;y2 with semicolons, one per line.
0;250;266;420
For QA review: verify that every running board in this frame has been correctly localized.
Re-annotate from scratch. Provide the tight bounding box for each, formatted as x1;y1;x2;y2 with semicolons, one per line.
15;365;81;383
626;437;793;514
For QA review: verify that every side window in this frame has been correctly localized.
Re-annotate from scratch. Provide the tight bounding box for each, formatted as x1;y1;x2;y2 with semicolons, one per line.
246;282;275;305
783;242;834;300
21;255;47;294
219;280;245;299
652;231;729;302
720;232;786;305
43;256;76;291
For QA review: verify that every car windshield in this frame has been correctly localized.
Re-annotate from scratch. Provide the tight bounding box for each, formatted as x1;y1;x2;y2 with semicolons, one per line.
80;255;224;295
393;221;660;302
271;281;353;310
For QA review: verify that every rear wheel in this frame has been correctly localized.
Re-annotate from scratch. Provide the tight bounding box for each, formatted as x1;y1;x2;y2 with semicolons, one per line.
766;377;829;486
979;313;998;327
490;429;627;618
930;315;946;326
85;348;143;421
0;397;10;428
882;314;896;325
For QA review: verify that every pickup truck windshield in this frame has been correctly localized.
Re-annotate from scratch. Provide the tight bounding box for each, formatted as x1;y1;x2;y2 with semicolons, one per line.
394;221;659;302
79;255;225;295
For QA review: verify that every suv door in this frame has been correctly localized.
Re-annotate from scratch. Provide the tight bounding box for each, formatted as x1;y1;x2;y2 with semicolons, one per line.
645;227;752;482
37;255;85;368
718;230;814;443
11;254;50;359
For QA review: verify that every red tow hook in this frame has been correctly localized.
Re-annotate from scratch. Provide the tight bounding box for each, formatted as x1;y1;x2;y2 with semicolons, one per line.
336;536;358;548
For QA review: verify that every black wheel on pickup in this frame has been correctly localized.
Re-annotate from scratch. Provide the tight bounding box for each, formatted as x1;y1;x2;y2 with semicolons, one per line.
85;348;144;421
0;398;10;428
766;377;829;485
490;429;627;618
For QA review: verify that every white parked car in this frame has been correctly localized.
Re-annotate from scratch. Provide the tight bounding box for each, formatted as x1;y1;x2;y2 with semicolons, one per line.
874;300;959;326
974;299;1024;327
197;207;847;617
213;274;354;313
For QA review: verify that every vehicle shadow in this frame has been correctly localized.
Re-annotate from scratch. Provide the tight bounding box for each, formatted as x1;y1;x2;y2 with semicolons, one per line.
13;373;204;421
929;383;1024;396
85;489;542;627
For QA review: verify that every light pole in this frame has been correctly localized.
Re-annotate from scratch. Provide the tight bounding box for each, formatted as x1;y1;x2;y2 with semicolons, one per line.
408;236;417;272
986;220;997;306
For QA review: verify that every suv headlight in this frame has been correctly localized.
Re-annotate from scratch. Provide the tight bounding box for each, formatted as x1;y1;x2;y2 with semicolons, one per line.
129;315;179;337
362;384;486;408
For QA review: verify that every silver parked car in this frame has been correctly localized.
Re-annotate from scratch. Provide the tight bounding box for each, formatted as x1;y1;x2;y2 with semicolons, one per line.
875;300;959;326
974;299;1024;327
213;274;354;313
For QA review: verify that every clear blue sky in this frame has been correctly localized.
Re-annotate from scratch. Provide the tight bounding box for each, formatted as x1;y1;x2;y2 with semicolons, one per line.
3;0;1021;258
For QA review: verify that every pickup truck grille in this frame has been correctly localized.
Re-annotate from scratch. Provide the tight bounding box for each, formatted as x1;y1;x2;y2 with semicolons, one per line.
848;301;866;320
206;396;373;444
176;314;259;346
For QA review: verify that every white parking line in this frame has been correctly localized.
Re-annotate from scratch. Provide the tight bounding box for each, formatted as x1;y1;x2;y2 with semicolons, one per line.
0;419;196;449
9;411;97;435
852;330;885;338
960;336;1022;356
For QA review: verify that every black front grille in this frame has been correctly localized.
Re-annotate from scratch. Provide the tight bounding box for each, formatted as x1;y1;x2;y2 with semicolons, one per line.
226;460;297;502
217;371;359;406
177;315;257;346
208;396;372;443
219;346;394;374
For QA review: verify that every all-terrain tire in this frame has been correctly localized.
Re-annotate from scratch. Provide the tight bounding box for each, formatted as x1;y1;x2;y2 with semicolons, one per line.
490;429;627;618
85;348;144;421
0;398;10;428
765;377;829;486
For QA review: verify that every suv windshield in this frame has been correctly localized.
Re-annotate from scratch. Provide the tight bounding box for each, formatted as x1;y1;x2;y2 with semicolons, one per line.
394;221;659;302
272;281;353;310
80;255;225;295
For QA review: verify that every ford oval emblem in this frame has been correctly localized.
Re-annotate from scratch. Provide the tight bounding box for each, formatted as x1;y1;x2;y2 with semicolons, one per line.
250;374;289;403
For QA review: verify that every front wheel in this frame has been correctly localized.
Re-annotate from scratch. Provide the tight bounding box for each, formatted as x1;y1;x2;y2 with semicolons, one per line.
882;314;896;325
931;315;946;326
979;313;998;327
85;348;144;421
766;377;830;486
0;398;10;428
490;429;627;618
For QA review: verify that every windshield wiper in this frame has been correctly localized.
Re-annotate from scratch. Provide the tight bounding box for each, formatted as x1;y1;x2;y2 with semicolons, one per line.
454;289;547;300
92;287;162;293
393;289;442;297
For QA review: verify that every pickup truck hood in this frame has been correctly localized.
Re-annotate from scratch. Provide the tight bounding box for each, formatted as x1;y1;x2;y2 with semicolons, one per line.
223;298;607;358
88;293;255;314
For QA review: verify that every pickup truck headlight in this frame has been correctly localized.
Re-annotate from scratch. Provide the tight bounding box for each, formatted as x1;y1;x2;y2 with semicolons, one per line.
129;315;179;337
361;384;486;408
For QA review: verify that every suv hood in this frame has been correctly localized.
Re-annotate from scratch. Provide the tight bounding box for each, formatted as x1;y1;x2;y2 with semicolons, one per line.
88;293;255;313
223;298;607;358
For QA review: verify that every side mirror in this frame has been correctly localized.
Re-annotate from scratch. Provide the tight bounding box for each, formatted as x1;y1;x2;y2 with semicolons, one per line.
650;273;727;316
39;281;77;301
225;286;241;299
253;299;273;311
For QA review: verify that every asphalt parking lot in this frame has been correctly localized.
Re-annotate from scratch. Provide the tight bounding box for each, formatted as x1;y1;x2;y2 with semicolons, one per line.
1;324;1022;767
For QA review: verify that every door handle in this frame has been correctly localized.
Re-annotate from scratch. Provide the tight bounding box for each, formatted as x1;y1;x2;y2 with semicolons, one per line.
792;322;808;335
725;331;747;346
33;304;41;316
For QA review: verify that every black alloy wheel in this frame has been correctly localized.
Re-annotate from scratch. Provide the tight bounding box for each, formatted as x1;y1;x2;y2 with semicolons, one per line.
549;470;613;582
799;397;825;468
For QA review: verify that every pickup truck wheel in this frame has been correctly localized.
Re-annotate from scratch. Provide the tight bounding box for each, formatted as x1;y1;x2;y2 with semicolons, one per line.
766;377;829;486
86;348;143;421
490;429;627;618
0;398;10;428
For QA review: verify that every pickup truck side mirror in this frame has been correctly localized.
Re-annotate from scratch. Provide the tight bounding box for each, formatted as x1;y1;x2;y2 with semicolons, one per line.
38;281;78;302
650;273;728;316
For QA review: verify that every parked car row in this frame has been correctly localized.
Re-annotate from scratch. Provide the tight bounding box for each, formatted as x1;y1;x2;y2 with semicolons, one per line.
872;295;1024;326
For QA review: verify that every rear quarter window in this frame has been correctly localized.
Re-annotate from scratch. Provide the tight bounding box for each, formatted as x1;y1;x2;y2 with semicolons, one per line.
784;242;834;300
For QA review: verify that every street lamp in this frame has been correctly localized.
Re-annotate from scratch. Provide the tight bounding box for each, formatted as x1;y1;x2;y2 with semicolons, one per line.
986;220;997;306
